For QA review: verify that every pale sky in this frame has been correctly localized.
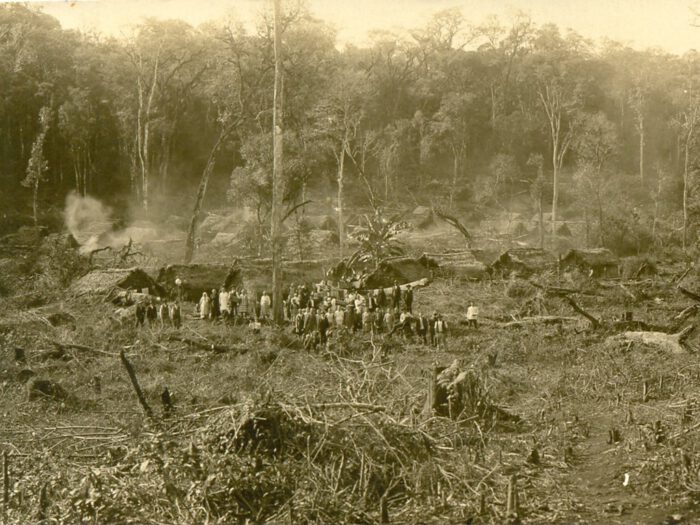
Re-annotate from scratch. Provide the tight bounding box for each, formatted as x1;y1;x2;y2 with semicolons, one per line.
20;0;700;53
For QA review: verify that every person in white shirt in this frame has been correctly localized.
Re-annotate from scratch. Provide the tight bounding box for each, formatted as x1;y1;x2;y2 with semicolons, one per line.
260;291;272;320
466;303;479;329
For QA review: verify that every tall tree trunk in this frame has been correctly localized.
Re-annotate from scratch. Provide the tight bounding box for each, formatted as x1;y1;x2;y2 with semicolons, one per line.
538;193;544;250
551;143;559;246
450;148;458;210
32;179;38;226
184;129;228;264
271;0;284;324
639;115;645;184
683;134;690;252
338;133;347;257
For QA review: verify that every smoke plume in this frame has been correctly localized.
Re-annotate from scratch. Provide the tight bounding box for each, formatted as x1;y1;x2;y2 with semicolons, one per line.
65;192;160;254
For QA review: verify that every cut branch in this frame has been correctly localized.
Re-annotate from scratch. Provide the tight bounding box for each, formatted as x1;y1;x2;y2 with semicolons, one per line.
564;296;600;328
119;350;154;419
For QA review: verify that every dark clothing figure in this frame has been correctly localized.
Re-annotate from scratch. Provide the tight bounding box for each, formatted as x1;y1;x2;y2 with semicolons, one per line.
135;303;146;326
391;285;401;309
366;294;377;312
344;308;356;333
211;289;220;319
146;303;158;325
170;303;181;328
377;288;387;308
318;315;329;344
404;288;414;313
304;311;318;333
295;312;305;336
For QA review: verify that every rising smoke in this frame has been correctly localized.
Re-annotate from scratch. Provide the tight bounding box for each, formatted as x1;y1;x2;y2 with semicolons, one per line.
64;192;160;254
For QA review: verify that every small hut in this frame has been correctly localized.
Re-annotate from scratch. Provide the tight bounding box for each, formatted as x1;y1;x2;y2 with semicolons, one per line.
490;248;557;278
71;267;163;297
421;250;490;281
561;248;620;278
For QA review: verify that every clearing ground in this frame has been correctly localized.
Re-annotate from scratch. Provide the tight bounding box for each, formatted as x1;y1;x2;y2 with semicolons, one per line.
2;251;700;523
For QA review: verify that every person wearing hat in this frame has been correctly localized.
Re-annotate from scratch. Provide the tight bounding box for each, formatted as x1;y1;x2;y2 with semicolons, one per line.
434;313;448;351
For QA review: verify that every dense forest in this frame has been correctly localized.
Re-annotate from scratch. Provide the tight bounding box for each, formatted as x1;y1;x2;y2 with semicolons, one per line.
2;2;700;256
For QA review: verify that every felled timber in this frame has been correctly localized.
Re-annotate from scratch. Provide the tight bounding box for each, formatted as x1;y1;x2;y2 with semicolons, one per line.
607;326;694;354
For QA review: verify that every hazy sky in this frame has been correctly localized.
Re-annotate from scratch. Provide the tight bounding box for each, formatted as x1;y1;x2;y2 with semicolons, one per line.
24;0;700;53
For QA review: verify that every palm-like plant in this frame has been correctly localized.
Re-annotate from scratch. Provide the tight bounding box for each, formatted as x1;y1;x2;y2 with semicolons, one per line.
347;209;406;270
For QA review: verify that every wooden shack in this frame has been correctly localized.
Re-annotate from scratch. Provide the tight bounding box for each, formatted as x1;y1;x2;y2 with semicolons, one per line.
561;248;620;278
490;248;558;278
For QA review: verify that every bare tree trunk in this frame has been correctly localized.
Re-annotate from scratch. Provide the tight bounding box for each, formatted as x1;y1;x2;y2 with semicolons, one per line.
538;193;544;250
184;129;227;264
338;133;347;257
32;179;38;226
450;150;458;210
639;116;645;184
684;129;691;253
271;0;284;324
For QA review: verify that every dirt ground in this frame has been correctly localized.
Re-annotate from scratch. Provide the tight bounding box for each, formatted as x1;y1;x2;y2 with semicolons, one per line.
2;252;700;523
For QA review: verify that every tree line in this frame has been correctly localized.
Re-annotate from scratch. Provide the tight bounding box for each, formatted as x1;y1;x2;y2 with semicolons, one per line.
3;2;700;256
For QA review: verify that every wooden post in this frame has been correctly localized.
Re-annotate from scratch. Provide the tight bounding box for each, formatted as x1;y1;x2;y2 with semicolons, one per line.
479;491;485;515
37;482;48;524
3;452;8;525
13;348;25;363
642;381;648;403
380;495;389;523
119;350;153;419
506;475;518;517
93;376;101;395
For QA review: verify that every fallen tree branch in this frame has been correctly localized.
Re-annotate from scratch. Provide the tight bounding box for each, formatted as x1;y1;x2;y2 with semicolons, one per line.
119;350;154;419
679;286;700;303
563;296;600;329
432;208;472;246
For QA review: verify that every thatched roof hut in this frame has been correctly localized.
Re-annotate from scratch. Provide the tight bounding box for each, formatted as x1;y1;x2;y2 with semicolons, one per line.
363;256;435;289
422;250;490;281
490;248;557;277
71;267;163;296
561;248;620;277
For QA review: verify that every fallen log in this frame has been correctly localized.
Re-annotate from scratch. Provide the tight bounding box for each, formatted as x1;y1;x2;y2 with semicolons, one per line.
679;286;700;303
607;326;694;354
119;350;154;419
500;316;579;328
675;304;699;322
167;334;245;354
528;281;599;297
564;296;600;329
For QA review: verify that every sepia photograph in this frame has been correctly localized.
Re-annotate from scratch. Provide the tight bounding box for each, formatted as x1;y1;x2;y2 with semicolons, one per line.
3;0;700;522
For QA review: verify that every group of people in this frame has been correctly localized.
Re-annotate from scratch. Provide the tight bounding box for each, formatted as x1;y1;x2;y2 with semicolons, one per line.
284;280;452;351
197;287;258;321
134;297;181;328
159;276;479;352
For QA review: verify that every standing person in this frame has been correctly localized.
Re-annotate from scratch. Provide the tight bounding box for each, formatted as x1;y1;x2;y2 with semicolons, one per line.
318;310;329;344
384;308;395;334
230;289;239;318
429;311;438;347
416;311;429;345
377;287;387;309
260;291;272;320
238;289;249;320
304;307;318;333
169;302;181;328
146;299;158;326
334;305;345;329
219;288;231;320
391;281;401;310
344;305;356;333
135;301;146;327
404;285;414;313
434;314;448;351
210;288;220;320
198;292;211;320
366;291;377;312
362;308;371;333
174;278;184;303
158;300;170;328
466;302;479;329
294;308;305;337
